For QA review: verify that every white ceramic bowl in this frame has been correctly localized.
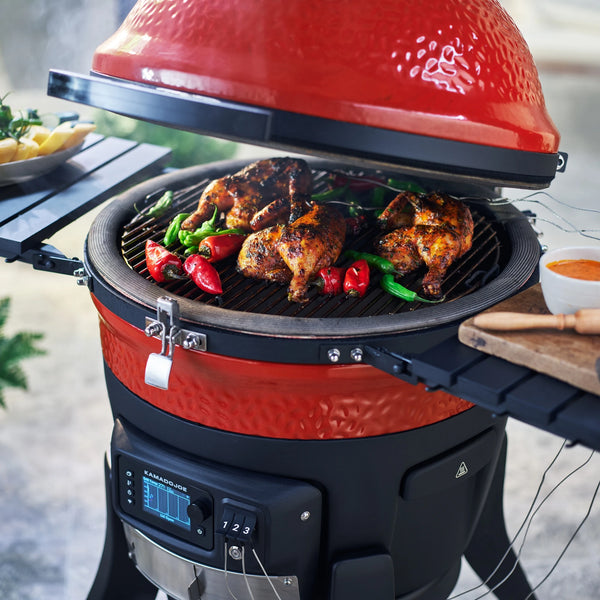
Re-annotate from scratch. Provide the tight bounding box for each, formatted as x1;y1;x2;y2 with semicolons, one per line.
539;246;600;314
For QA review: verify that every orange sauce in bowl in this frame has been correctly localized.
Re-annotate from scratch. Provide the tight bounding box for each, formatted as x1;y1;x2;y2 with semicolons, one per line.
546;259;600;281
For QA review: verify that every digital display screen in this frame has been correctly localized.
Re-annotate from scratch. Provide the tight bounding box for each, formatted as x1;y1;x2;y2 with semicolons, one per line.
143;475;191;531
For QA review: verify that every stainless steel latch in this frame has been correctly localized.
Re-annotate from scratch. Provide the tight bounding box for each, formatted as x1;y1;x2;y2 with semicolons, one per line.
144;296;207;390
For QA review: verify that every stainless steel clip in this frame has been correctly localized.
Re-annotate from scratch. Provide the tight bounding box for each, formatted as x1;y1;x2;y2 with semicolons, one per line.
144;296;207;389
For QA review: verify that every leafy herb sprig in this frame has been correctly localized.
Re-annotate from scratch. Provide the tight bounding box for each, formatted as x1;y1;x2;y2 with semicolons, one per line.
0;92;43;141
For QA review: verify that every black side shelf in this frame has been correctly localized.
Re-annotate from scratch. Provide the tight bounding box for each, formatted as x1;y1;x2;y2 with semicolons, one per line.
364;337;600;452
0;134;171;274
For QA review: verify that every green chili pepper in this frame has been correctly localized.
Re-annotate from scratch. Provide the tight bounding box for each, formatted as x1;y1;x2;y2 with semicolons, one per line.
380;273;444;303
182;204;220;245
346;189;363;217
163;212;191;246
371;186;386;207
178;228;192;245
178;206;245;247
148;190;173;219
386;179;426;194
311;184;348;202
344;250;397;274
181;225;246;247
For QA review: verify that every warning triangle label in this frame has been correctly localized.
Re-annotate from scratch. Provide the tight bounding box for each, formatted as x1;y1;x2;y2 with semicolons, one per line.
455;462;469;478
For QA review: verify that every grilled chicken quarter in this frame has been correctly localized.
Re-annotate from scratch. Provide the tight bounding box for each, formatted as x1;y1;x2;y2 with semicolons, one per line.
181;157;313;232
238;203;346;303
376;191;474;298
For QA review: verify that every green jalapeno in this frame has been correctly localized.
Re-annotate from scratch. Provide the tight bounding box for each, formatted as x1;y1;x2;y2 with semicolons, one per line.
380;274;444;303
346;189;363;217
147;190;173;219
371;185;386;207
311;184;348;202
386;179;426;194
178;228;193;246
180;224;245;247
178;206;245;247
344;250;397;274
163;212;191;246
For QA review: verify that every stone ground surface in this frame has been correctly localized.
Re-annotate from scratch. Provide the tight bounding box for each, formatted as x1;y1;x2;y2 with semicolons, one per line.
1;4;600;598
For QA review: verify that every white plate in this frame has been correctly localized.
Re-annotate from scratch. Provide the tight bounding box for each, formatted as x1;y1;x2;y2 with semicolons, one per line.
0;142;84;187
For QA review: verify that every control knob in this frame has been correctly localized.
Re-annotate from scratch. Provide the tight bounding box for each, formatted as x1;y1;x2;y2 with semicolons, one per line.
187;500;211;523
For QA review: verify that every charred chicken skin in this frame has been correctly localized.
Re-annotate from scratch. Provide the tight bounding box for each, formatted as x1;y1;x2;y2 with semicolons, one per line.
235;225;290;285
376;191;473;298
238;203;346;302
181;157;313;232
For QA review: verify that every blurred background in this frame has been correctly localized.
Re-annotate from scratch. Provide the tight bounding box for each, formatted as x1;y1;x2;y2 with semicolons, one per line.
0;1;599;599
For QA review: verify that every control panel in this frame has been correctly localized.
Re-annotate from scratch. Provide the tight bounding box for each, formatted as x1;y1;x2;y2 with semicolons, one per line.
118;456;215;550
111;419;322;576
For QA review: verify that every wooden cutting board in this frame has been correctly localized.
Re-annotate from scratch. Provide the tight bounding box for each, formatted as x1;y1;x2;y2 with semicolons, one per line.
459;283;600;395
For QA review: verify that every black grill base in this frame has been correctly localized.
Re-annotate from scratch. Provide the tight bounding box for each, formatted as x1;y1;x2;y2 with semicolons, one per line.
86;364;538;600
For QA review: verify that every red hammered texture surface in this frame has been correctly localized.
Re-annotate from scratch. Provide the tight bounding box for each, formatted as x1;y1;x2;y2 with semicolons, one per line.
93;296;474;440
92;0;559;153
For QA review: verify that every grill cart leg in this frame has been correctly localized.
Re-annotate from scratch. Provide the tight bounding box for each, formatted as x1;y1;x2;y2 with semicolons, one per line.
464;434;537;600
87;457;159;600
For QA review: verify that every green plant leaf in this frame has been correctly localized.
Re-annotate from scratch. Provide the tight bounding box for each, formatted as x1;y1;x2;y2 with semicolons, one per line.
0;297;45;407
0;331;44;365
0;297;9;329
0;361;28;391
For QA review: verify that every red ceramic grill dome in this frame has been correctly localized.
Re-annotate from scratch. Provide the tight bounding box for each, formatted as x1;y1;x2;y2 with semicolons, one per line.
92;0;559;154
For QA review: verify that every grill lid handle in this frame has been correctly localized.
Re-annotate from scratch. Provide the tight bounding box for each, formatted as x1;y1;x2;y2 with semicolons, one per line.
144;296;207;390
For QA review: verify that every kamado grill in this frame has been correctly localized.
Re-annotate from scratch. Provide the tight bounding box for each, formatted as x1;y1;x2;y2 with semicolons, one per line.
36;0;572;598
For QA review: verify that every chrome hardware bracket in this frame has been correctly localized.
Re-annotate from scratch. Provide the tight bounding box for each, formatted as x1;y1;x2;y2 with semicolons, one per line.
144;297;207;389
5;244;85;277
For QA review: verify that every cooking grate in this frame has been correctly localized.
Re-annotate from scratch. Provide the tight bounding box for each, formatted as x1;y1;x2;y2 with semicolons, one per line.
120;169;507;319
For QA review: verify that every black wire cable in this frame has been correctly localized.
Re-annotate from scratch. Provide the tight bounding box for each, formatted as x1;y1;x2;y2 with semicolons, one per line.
471;449;596;600
524;476;600;599
448;440;568;599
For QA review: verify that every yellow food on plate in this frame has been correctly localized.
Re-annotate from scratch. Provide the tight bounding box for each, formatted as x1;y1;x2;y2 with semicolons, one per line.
0;137;18;164
12;137;40;161
59;122;96;150
0;120;94;166
37;121;79;156
24;125;51;146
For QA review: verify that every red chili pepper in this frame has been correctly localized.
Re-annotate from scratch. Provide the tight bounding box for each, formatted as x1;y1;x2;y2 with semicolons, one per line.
345;215;368;236
183;254;223;295
343;259;370;297
316;266;345;295
197;233;245;263
145;239;183;283
333;173;386;192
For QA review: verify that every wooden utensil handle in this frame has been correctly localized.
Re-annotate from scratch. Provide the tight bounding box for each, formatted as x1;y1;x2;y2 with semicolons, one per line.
473;312;570;331
574;309;600;334
473;309;600;334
